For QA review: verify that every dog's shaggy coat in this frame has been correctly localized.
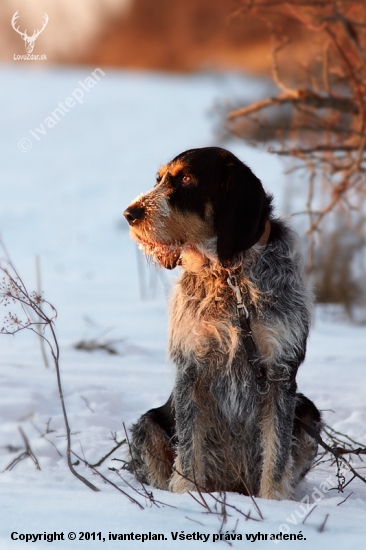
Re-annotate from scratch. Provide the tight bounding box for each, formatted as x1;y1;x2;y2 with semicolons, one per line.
124;147;321;500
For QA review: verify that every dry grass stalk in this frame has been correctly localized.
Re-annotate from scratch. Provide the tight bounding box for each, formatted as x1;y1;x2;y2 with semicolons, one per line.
0;240;99;492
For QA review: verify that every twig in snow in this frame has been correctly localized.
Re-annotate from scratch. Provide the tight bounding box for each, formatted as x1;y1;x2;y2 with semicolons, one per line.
302;504;317;524
31;419;62;458
91;438;126;468
0;241;99;492
80;396;95;413
4;427;41;472
0;444;22;453
110;467;175;509
324;424;366;452
299;420;366;491
74;336;124;355
337;492;353;506
71;451;143;509
318;513;329;533
122;422;162;506
188;491;211;510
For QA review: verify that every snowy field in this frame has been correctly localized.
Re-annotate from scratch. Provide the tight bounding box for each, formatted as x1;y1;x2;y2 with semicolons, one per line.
0;65;366;549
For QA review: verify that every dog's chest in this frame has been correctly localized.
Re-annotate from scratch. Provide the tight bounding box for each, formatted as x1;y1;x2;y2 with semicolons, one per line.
169;269;264;422
168;271;242;368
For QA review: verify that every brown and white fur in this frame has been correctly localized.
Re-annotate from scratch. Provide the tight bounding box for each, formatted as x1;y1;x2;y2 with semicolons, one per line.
124;147;322;500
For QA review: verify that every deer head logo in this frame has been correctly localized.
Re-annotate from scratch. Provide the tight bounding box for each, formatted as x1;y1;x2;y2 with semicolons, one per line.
11;11;49;54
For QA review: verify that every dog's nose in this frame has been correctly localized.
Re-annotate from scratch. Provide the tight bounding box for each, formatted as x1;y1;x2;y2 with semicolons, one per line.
124;203;145;225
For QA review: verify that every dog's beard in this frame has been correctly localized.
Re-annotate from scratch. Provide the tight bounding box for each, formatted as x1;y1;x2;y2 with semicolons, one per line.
133;233;182;269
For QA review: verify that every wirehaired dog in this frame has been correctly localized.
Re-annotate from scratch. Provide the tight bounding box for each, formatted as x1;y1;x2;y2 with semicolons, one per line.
124;147;322;500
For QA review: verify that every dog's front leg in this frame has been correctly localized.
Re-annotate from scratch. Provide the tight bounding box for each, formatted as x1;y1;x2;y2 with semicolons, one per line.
169;368;208;493
259;383;296;500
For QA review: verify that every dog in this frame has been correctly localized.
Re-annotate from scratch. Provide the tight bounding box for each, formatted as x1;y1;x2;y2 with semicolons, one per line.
123;147;322;500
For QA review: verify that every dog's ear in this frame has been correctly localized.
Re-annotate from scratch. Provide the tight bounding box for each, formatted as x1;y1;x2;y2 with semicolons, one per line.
216;160;268;266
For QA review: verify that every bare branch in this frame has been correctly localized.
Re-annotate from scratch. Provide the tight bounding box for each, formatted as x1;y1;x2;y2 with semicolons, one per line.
299;420;366;489
227;91;359;121
91;438;126;468
3;427;41;472
0;243;99;492
31;419;62;458
71;451;143;509
302;504;317;524
318;513;329;533
226;0;366;260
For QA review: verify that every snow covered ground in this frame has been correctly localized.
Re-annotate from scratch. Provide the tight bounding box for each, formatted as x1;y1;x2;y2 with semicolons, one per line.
0;65;366;549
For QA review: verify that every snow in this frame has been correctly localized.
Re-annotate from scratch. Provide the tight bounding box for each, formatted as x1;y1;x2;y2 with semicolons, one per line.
1;65;366;549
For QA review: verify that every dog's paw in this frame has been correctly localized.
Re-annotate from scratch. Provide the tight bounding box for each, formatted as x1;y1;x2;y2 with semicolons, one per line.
169;471;197;493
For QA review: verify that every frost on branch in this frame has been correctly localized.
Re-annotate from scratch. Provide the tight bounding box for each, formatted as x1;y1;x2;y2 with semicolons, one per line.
0;260;55;337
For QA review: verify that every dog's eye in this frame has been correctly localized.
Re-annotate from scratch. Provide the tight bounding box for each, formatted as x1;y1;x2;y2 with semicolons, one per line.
182;175;192;186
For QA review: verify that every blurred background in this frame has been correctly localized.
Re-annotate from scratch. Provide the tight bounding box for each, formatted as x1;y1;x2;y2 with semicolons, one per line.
1;0;366;319
1;0;307;73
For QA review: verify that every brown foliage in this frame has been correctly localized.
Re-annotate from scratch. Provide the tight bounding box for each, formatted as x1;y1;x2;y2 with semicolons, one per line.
78;0;306;73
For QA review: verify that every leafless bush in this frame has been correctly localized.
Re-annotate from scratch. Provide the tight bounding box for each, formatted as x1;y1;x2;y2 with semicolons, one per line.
309;216;366;316
226;0;366;292
0;241;99;491
309;422;366;492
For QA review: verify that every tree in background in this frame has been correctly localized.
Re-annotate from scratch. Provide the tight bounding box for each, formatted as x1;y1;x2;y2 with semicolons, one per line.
226;0;366;314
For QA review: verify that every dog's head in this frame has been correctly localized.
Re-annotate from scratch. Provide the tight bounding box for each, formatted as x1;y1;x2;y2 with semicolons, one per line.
124;147;272;269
